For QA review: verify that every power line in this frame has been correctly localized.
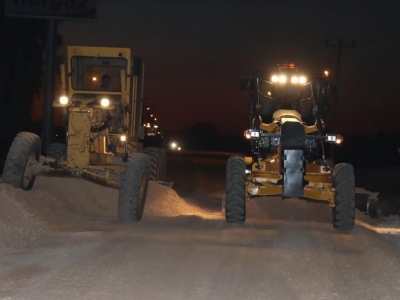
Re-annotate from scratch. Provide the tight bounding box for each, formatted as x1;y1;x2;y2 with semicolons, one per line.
326;39;355;83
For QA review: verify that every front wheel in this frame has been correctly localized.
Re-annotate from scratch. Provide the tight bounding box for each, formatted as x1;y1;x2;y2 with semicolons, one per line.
2;132;41;190
225;156;246;223
118;153;150;223
332;163;356;230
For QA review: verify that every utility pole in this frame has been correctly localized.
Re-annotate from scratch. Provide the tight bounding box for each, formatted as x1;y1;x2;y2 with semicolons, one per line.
326;39;355;160
43;19;58;155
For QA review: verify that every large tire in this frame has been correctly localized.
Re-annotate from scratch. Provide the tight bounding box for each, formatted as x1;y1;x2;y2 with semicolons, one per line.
332;163;356;230
225;156;246;223
118;153;150;223
143;147;166;181
47;143;66;160
2;132;41;190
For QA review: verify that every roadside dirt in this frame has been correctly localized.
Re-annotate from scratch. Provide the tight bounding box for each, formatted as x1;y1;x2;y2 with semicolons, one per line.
0;176;216;252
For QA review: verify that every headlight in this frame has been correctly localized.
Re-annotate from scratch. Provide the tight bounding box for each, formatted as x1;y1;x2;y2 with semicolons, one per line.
101;98;110;107
251;131;259;138
59;96;68;105
120;135;127;142
299;76;307;84
291;76;299;84
170;142;177;149
279;75;287;83
271;75;279;82
326;134;343;144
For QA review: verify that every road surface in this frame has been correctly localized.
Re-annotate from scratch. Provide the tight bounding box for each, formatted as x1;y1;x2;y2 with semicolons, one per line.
1;151;400;300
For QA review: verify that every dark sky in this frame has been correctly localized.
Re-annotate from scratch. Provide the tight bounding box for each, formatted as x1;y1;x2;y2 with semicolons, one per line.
59;0;400;136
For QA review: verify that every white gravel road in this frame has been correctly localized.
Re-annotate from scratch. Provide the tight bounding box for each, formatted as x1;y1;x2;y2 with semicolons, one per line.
0;174;400;299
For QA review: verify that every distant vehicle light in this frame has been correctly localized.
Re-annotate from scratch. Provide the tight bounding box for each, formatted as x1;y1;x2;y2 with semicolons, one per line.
120;135;127;142
59;96;68;105
299;76;307;84
279;75;287;83
271;75;279;82
170;142;177;149
101;98;110;107
178;147;181;151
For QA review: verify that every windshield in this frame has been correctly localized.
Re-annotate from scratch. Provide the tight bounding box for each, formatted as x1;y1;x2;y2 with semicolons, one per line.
70;56;128;92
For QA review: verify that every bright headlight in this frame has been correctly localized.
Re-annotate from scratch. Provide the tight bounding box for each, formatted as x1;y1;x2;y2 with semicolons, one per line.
291;76;299;84
326;134;343;144
271;75;279;82
59;96;68;105
120;135;127;142
299;76;307;84
279;75;287;83
101;98;110;107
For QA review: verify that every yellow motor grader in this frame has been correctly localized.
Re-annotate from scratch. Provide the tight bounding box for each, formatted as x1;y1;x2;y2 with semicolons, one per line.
226;63;356;230
2;46;166;223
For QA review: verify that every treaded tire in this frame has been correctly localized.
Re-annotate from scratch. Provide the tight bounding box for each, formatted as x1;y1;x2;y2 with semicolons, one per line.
118;153;150;223
47;143;67;160
144;147;166;181
225;156;246;223
332;163;356;230
2;132;41;190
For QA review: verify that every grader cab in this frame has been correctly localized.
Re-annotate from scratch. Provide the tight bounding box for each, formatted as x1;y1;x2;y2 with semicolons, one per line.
2;46;166;223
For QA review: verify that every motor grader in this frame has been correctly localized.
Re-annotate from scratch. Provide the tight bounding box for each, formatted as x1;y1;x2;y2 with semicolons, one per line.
225;63;356;230
1;46;166;223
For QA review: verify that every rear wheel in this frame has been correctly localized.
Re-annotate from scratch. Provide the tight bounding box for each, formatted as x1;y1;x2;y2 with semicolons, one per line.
2;132;41;190
332;163;356;230
144;147;166;181
225;156;246;223
118;153;150;223
47;143;67;160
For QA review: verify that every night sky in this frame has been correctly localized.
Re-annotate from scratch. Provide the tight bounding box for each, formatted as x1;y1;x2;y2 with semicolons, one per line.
58;0;400;136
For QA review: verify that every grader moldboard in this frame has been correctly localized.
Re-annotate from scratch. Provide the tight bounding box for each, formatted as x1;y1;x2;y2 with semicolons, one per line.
225;64;357;230
2;46;166;223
